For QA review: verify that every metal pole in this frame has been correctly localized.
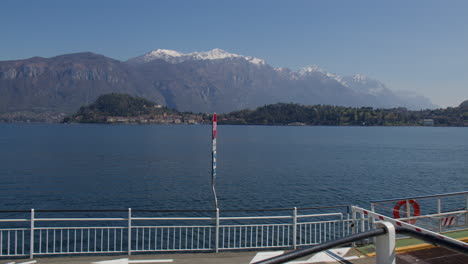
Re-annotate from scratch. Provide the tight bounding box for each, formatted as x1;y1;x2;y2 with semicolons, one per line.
215;208;220;253
30;209;34;259
211;113;219;209
293;207;297;249
128;208;132;255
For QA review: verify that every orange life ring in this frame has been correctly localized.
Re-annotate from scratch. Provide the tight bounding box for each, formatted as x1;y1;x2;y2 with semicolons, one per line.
393;200;420;224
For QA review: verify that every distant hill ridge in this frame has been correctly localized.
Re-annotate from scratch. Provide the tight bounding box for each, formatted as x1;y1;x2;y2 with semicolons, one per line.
66;93;468;126
0;49;437;119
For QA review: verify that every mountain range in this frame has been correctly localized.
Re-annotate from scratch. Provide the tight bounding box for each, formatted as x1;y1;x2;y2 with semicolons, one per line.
0;48;436;116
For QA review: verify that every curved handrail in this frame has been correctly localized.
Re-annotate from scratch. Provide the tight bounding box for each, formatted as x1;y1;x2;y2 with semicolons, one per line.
252;227;387;264
252;226;468;264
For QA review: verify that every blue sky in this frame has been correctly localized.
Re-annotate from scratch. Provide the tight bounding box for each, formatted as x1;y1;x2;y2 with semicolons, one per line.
1;0;467;107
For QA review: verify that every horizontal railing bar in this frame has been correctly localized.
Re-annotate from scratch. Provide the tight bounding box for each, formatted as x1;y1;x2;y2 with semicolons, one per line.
219;208;292;212
220;216;292;220
222;205;350;212
388;210;467;221
35;218;127;221
371;191;468;203
297;205;350;210
219;246;287;250
34;250;127;255
220;223;291;228
37;214;347;221
131;249;211;252
299;218;364;224
33;209;130;212
131;217;214;221
0;209;217;213
0;215;359;223
0;216;369;225
219;212;343;220
35;226;126;230
298;220;342;225
133;225;212;228
297;213;343;218
131;209;216;213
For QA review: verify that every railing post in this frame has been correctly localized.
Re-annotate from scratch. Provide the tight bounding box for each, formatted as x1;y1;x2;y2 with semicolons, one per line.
352;208;357;235
465;193;468;228
30;209;34;259
405;199;411;223
351;206;357;247
370;203;375;229
292;207;297;249
370;203;376;243
438;198;442;232
128;208;132;255
215;208;219;253
375;221;396;264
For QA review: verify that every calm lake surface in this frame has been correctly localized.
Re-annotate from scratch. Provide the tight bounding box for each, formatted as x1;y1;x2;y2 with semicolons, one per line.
0;124;467;211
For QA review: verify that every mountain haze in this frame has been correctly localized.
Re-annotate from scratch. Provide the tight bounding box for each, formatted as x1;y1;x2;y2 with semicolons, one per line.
0;49;436;118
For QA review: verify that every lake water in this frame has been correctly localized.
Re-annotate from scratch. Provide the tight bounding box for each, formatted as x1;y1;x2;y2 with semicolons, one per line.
0;124;467;211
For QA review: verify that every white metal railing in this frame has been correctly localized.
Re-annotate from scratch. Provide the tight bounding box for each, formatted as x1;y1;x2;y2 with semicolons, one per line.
219;223;291;249
1;192;464;259
35;227;126;255
0;228;28;257
0;206;368;258
370;191;468;234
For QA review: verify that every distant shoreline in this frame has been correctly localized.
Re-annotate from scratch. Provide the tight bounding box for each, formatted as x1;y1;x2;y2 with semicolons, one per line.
3;121;468;128
4;94;468;127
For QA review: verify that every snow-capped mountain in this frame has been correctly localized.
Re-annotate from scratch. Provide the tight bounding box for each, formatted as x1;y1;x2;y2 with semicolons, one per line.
128;48;266;65
0;49;437;115
296;65;346;85
342;74;388;96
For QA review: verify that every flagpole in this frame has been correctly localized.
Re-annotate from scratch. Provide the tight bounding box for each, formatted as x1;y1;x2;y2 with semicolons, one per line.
212;113;219;209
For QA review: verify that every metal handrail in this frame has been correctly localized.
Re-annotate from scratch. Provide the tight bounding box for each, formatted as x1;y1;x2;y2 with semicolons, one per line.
252;226;468;264
371;191;468;203
0;211;346;222
0;205;351;213
393;209;467;221
252;227;387;264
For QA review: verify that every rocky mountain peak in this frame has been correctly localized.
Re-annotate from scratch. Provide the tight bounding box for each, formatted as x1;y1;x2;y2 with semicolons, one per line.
127;48;266;65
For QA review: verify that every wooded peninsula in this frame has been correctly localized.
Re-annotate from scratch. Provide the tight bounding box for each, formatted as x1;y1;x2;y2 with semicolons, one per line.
64;93;468;126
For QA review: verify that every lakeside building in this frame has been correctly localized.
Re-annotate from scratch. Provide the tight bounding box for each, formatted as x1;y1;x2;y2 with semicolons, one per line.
423;119;434;126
